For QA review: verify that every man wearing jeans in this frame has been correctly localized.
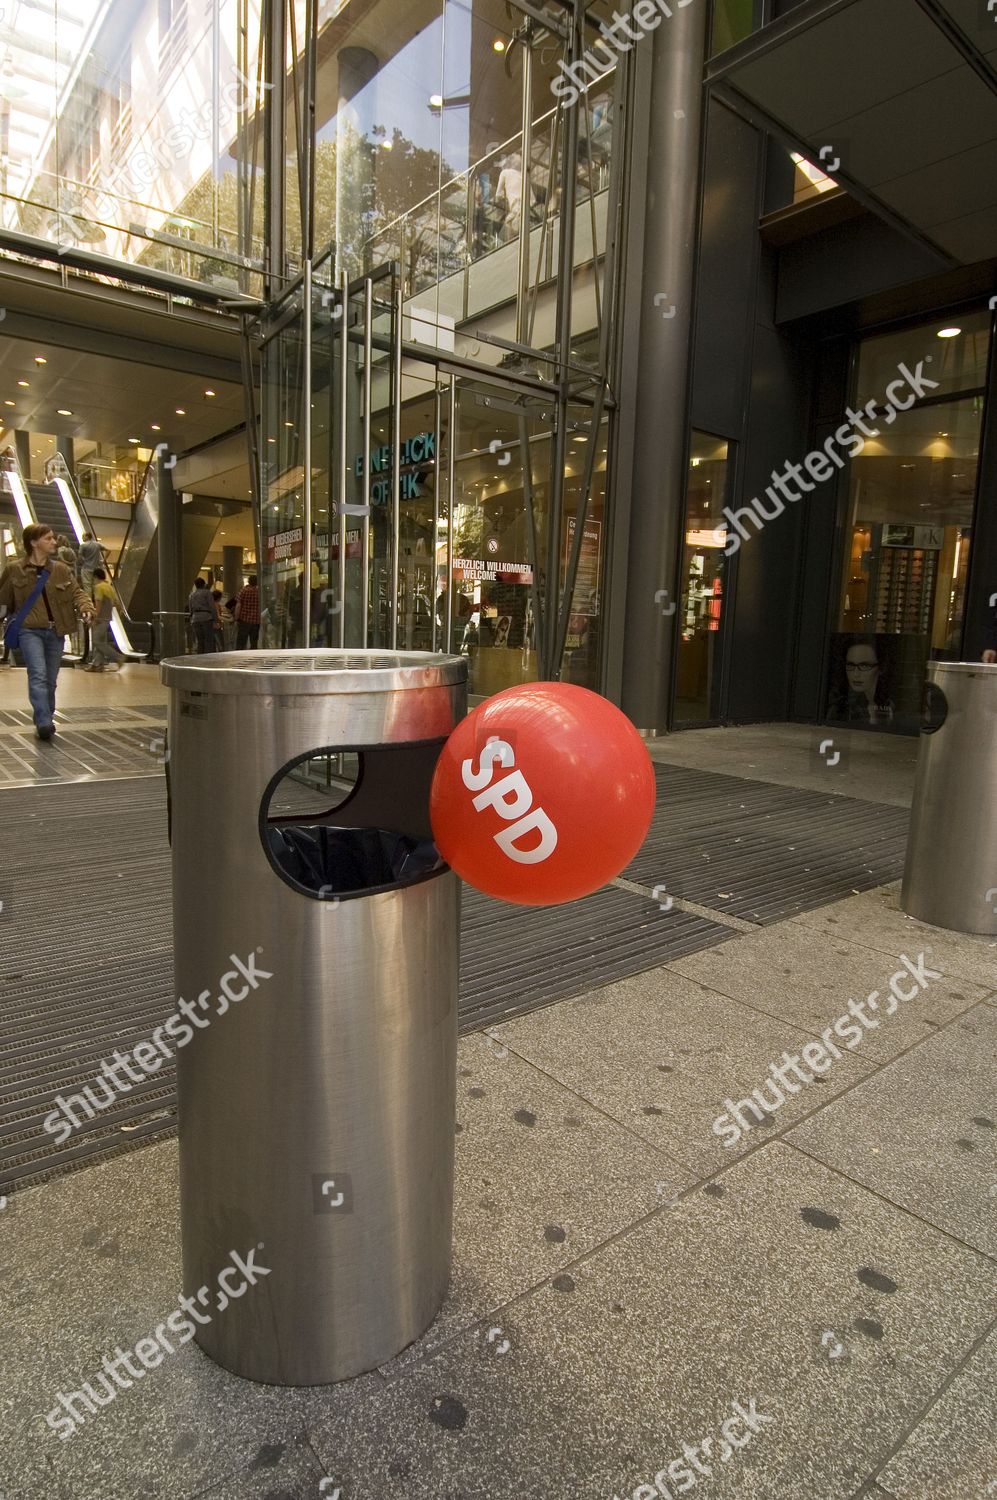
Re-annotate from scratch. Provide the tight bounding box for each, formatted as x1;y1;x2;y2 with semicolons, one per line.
188;577;218;654
234;575;261;649
0;523;96;739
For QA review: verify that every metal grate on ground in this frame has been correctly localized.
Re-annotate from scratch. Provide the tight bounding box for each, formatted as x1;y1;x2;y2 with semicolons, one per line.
0;724;167;784
0;763;910;1192
626;763;910;924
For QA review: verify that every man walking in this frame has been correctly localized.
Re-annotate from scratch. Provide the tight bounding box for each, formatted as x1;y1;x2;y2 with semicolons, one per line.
78;532;105;597
188;577;218;654
83;568;121;672
0;523;95;738
235;574;261;649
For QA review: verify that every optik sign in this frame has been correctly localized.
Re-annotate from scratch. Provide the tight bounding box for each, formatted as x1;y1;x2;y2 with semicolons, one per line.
353;431;435;504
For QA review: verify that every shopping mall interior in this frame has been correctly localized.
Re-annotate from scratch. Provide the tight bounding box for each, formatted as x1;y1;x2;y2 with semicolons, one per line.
0;0;995;1496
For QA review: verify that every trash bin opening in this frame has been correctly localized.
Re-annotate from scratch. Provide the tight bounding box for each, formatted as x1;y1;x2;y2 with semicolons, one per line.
259;740;448;901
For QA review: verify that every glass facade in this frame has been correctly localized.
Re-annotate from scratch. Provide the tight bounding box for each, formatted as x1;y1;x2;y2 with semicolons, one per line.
260;0;619;695
2;0;265;292
825;312;991;731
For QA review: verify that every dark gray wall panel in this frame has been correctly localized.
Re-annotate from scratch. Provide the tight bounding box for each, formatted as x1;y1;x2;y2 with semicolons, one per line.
690;97;761;439
776;215;947;324
726;314;812;720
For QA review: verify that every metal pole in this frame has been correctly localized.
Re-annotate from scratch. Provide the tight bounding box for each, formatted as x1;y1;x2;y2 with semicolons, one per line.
432;381;441;651
543;0;582;678
519;411;545;669
516;28;533;348
446;378;456;653
361;276;372;642
551;380;606;668
390;276;403;648
239;313;264;574
302;259;313;645
263;0;286;299
338;270;348;647
619;0;708;729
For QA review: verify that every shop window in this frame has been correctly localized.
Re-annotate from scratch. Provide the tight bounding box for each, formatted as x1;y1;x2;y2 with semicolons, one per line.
825;313;990;732
674;434;730;723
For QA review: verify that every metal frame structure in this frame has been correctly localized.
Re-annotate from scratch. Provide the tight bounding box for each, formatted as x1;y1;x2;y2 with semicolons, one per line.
246;0;625;677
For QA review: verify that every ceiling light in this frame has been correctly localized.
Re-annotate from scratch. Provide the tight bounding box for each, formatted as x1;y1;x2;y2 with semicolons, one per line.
3;400;14;407
151;424;161;431
493;37;506;51
34;356;46;364
936;327;961;339
175;407;186;415
204;389;216;397
57;408;72;416
429;93;444;108
17;380;28;388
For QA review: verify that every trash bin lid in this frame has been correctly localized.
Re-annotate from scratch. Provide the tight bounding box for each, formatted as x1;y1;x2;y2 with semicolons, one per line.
928;661;997;677
161;648;467;696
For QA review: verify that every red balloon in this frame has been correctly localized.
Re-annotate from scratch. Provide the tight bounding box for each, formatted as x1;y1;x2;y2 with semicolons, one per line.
430;682;656;906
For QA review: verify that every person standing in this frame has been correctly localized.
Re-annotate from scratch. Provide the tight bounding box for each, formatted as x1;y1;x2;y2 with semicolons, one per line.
78;532;105;597
0;523;96;739
211;590;226;651
235;574;261;649
188;576;218;654
83;567;121;672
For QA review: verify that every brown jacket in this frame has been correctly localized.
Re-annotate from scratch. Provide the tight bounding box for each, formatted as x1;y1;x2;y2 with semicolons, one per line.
0;559;95;635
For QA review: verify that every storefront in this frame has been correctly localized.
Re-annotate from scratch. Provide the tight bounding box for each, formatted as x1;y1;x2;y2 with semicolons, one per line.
822;310;991;734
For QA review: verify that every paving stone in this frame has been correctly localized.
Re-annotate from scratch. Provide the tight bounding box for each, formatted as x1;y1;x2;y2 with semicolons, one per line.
666;923;986;1061
379;1031;692;1374
0;1141;376;1500
489;965;874;1173
786;884;997;993
307;1145;997;1500
878;1330;997;1499
788;1004;997;1256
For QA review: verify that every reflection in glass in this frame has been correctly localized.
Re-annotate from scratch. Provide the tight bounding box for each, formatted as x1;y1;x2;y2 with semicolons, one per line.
674;434;729;723
827;315;990;729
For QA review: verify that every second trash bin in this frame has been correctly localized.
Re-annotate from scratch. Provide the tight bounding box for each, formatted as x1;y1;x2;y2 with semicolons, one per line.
162;649;467;1384
901;660;997;936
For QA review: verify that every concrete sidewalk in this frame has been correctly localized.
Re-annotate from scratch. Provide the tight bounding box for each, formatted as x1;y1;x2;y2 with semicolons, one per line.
1;878;993;1500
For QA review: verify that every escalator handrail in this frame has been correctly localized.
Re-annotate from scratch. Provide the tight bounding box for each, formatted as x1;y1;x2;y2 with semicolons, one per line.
52;469;154;660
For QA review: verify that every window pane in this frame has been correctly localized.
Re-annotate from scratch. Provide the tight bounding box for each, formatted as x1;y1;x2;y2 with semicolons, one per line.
675;433;729;722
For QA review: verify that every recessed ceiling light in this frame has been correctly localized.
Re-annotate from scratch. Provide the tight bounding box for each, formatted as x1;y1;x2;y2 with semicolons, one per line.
937;327;961;338
151;423;161;431
129;436;140;442
204;389;216;397
175;408;186;415
3;400;14;407
17;380;28;387
493;37;506;51
34;356;46;364
57;408;72;416
284;420;293;428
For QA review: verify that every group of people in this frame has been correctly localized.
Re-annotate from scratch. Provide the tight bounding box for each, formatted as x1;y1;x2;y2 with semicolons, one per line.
187;575;261;653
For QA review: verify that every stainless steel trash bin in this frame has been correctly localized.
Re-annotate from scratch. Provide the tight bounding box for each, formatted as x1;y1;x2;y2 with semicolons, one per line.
901;661;997;936
161;649;467;1384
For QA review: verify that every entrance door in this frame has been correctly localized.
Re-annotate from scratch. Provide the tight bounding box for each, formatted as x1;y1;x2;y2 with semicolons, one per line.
673;433;731;724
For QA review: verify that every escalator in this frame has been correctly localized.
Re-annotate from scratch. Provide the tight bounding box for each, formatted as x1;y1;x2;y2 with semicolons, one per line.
9;467;152;659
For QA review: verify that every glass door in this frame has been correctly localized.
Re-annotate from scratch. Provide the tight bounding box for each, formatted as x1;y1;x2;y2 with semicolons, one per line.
448;377;554;696
673;433;731;723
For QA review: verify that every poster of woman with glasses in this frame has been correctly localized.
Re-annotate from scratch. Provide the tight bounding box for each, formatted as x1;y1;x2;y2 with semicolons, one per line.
827;635;897;726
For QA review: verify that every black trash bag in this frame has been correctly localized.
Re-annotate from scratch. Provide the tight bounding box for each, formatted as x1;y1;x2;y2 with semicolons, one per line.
266;824;445;895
